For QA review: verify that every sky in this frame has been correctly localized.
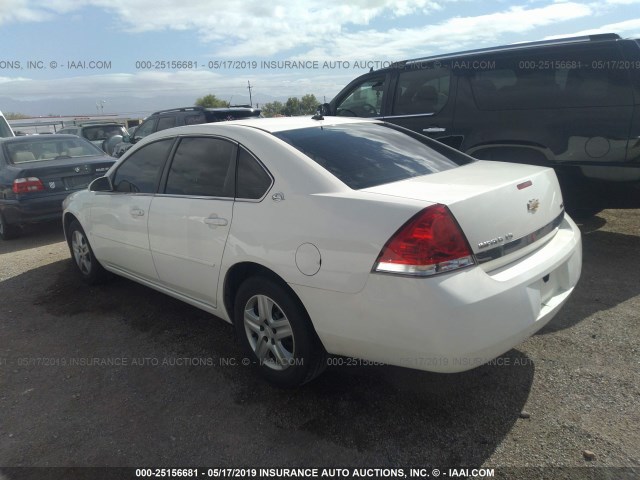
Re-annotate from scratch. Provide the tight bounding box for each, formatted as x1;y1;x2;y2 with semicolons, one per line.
1;0;640;115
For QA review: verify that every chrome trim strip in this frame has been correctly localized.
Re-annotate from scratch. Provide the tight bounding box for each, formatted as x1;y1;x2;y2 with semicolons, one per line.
382;112;436;120
475;211;565;264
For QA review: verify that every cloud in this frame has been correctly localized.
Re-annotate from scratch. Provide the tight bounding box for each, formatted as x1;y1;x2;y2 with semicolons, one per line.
0;70;356;102
293;2;593;62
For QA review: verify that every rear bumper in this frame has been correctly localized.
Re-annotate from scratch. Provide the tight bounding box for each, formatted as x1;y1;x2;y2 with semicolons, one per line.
292;215;582;372
1;193;70;225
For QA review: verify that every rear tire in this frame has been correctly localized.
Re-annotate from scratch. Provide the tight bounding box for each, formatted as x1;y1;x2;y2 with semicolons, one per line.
234;276;327;387
67;220;108;285
0;214;19;240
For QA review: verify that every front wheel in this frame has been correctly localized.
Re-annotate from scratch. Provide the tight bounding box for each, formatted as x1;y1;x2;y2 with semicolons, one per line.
0;214;19;240
67;220;108;284
234;276;326;387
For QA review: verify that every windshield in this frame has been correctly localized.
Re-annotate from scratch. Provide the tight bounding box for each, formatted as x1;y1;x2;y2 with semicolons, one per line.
4;137;104;164
273;122;473;189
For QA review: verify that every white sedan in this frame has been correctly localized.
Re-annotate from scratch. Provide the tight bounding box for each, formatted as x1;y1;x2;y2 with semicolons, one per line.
62;116;582;386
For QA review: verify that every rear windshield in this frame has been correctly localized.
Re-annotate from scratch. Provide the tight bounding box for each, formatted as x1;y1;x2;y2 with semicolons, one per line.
3;137;104;164
273;122;472;189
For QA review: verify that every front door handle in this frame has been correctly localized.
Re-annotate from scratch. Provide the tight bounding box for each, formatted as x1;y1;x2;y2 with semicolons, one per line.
130;208;145;217
204;215;228;227
423;127;446;133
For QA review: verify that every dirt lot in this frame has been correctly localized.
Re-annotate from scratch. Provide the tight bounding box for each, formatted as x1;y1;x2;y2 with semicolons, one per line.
0;211;638;479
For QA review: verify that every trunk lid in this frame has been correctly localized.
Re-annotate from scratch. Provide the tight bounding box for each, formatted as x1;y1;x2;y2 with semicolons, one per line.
362;160;565;256
14;156;114;196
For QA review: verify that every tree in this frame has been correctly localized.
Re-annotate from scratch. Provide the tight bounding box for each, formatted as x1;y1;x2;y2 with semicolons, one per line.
261;101;285;117
195;94;228;108
5;112;30;120
261;94;319;117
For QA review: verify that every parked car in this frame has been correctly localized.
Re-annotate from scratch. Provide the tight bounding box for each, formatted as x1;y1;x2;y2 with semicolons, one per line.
0;111;15;138
0;135;115;239
320;33;640;213
63;117;582;386
57;122;128;153
111;106;262;158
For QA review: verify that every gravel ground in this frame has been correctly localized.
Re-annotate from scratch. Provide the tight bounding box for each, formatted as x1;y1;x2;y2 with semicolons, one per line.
0;211;638;479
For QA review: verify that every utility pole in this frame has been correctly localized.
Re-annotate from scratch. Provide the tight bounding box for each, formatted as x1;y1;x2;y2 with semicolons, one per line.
247;81;253;107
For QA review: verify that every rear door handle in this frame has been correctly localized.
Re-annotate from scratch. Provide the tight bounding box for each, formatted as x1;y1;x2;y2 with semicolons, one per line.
130;208;145;217
423;127;446;133
204;215;228;227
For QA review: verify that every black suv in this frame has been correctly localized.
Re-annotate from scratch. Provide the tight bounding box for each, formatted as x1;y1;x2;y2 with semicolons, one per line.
112;106;262;158
322;33;640;211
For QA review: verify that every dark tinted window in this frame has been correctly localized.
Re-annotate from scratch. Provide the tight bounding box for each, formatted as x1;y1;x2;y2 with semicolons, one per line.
273;123;465;189
393;66;451;115
113;138;173;193
83;125;126;141
236;147;272;199
165;137;235;197
469;44;632;109
156;116;176;131
185;113;206;125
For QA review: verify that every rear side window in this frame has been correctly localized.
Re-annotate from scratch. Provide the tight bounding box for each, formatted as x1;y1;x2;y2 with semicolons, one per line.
156;116;176;132
469;43;633;109
393;66;451;115
165;137;236;197
113;138;174;193
273;123;465;190
236;147;272;199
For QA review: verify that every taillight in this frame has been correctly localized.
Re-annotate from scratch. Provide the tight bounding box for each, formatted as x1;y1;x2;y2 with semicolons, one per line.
12;177;45;194
374;204;475;276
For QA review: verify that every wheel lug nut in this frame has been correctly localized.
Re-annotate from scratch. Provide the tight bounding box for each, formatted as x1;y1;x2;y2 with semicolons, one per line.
272;328;277;334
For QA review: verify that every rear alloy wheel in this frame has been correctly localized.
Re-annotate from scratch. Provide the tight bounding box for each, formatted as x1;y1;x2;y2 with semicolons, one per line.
234;277;326;387
0;214;19;240
68;220;108;284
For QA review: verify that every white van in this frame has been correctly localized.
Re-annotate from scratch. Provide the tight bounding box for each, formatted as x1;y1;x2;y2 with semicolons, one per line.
0;111;15;138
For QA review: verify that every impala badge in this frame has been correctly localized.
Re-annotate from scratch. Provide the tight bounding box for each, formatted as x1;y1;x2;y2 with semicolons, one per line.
49;181;56;189
527;199;540;214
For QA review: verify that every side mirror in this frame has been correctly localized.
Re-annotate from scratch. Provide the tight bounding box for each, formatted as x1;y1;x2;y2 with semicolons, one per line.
89;176;113;192
318;103;332;116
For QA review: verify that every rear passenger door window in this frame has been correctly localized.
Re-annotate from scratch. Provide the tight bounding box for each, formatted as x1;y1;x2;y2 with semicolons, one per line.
164;137;236;197
393;66;451;115
236;147;272;200
156;116;176;132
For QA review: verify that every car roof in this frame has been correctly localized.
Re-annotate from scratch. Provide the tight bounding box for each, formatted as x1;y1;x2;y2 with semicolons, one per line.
371;33;624;72
152;116;377;136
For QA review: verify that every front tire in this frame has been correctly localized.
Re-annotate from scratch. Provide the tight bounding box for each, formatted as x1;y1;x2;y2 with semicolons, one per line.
67;220;108;284
0;214;19;240
234;276;326;387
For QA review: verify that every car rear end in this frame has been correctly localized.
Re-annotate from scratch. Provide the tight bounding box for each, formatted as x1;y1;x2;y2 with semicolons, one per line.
272;120;582;371
1;136;114;228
